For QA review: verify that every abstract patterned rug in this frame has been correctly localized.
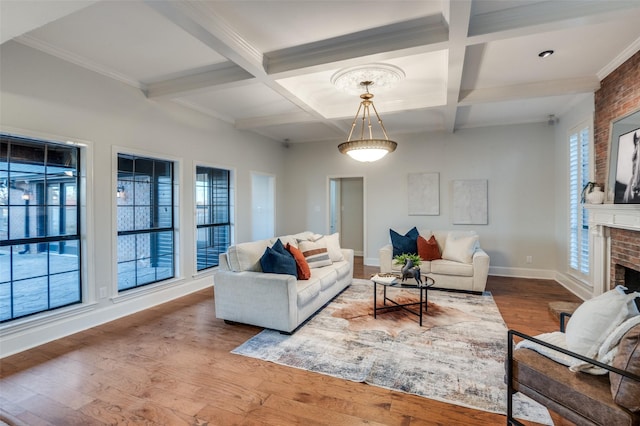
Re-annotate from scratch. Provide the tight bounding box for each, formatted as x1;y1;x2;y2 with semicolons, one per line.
232;279;552;425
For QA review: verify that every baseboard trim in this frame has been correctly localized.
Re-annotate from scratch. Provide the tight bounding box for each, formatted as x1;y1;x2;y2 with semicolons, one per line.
488;266;556;280
0;277;213;358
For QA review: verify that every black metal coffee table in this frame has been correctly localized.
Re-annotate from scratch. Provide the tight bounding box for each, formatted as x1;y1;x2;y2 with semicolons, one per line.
371;274;435;326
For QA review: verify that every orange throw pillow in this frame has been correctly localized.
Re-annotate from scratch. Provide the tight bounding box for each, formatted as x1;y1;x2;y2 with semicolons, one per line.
417;235;441;261
286;243;311;280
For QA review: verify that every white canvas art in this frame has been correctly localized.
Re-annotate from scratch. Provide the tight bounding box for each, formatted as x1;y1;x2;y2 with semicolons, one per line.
408;172;439;215
452;179;488;224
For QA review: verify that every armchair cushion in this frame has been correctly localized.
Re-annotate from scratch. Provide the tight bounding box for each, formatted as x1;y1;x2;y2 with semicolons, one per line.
565;286;638;358
611;325;640;412
509;328;640;426
390;227;419;257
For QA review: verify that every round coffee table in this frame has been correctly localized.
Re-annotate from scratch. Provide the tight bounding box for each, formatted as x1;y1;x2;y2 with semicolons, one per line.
371;274;435;326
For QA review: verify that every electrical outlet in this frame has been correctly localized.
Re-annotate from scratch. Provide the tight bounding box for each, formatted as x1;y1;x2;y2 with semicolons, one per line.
99;287;107;298
526;256;533;264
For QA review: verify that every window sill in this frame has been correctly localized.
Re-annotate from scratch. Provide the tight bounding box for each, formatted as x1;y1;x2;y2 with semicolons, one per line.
111;276;186;304
0;301;99;337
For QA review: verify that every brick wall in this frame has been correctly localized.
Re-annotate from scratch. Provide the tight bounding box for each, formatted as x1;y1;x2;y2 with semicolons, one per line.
593;50;640;289
594;50;640;185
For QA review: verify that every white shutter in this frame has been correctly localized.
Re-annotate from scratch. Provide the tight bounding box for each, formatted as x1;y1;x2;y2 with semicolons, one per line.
568;122;591;278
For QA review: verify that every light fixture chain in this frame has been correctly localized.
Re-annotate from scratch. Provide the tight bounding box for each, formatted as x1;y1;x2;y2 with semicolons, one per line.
347;102;364;141
370;102;390;140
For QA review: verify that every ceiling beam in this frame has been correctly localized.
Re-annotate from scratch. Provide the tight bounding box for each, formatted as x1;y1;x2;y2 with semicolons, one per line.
145;62;254;99
458;77;600;105
235;112;320;130
443;0;472;133
468;0;640;41
264;15;448;75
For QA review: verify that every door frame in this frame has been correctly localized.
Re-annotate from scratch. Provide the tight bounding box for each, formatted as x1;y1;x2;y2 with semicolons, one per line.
326;175;366;259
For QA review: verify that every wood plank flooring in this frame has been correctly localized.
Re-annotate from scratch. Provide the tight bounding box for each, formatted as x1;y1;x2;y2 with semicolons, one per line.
0;258;582;425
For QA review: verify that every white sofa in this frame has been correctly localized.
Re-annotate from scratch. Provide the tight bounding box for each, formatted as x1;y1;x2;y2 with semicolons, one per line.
379;229;489;293
214;231;354;333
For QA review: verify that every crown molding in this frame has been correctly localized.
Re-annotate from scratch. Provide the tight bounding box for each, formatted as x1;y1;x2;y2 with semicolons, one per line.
14;34;143;90
597;36;640;80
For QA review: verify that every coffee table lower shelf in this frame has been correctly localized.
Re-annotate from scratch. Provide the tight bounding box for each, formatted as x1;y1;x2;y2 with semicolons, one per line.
372;276;435;326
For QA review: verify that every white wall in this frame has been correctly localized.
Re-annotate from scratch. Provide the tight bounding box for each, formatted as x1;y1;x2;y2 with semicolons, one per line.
0;41;287;356
283;123;558;277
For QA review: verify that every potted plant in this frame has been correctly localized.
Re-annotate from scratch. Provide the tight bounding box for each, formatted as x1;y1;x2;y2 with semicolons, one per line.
393;253;422;267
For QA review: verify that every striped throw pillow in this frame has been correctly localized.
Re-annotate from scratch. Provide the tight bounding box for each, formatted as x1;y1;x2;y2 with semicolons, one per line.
297;239;332;268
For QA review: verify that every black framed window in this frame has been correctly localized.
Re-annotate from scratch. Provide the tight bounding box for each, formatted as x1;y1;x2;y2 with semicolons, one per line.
0;134;81;322
117;154;174;291
196;166;230;270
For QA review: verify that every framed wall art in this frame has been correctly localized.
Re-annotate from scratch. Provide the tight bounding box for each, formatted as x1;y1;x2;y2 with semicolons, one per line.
606;108;640;203
408;172;439;215
452;179;488;225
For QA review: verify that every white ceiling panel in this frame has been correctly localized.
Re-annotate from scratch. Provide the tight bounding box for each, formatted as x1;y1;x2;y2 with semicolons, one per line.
178;82;305;120
470;14;640;90
206;1;440;53
21;0;228;83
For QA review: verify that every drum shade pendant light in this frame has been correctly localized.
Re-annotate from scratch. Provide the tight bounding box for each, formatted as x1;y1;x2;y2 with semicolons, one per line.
337;81;397;162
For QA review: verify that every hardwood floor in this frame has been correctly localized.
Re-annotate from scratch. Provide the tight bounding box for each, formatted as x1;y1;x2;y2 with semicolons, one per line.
0;258;582;426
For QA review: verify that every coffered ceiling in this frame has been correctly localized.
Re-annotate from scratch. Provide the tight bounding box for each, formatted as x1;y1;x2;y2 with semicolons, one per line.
2;0;640;144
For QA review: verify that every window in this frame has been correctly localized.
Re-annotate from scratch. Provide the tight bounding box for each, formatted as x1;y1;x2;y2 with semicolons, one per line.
0;134;81;322
195;166;231;270
117;154;174;291
568;122;591;278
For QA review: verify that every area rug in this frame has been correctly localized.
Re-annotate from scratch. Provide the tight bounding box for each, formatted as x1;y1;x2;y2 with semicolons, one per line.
232;279;552;425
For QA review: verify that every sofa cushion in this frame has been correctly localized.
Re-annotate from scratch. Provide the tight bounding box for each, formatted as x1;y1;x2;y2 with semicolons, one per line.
298;239;332;268
610;325;640;412
323;233;344;262
310;267;338;290
565;286;636;358
227;239;270;272
286;243;311;280
430;259;473;277
441;233;478;264
390;227;419;257
259;239;297;276
297;279;322;307
418;235;441;261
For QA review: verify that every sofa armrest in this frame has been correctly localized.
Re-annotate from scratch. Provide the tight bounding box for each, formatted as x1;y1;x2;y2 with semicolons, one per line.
471;248;490;292
379;244;393;273
213;270;298;331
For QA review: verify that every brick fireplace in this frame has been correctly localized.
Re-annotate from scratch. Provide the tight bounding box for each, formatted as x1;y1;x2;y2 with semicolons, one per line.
589;51;640;295
586;204;640;295
610;227;640;292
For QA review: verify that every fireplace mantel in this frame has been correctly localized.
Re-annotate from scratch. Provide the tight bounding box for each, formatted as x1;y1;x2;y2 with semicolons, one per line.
584;203;640;231
583;204;640;297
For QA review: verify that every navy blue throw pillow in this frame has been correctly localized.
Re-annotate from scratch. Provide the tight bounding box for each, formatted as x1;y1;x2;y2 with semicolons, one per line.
390;227;419;257
271;238;288;255
260;240;297;276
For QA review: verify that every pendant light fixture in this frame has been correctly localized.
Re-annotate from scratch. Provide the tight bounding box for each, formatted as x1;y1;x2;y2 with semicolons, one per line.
332;64;402;162
337;81;397;162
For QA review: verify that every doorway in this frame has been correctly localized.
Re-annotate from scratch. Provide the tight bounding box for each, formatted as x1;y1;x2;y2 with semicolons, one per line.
329;177;364;256
251;172;275;240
